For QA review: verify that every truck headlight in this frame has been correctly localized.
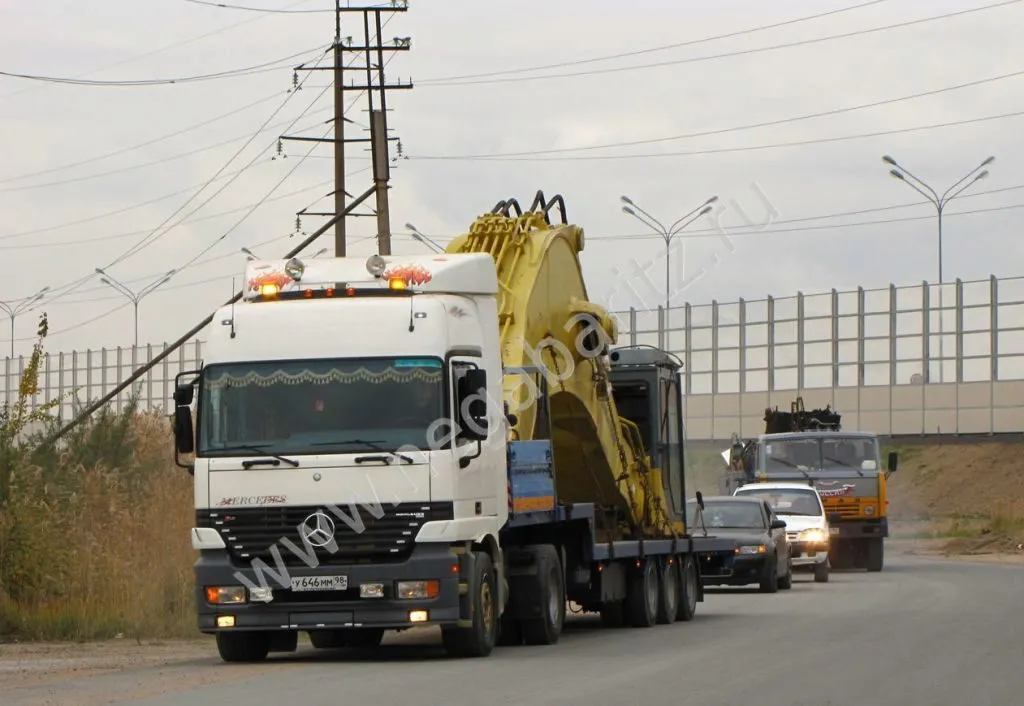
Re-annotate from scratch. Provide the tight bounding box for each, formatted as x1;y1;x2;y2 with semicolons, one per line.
799;529;827;544
205;586;247;604
396;580;440;599
736;545;767;555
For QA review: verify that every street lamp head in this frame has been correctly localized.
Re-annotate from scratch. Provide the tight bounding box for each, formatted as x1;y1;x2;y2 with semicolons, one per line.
94;267;107;276
981;156;995;167
974;170;989;181
100;277;111;286
889;169;905;181
705;195;719;206
881;155;897;166
622;205;636;216
698;205;713;217
620;195;634;206
404;222;418;232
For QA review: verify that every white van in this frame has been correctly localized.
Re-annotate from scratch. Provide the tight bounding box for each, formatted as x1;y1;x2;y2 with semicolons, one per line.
733;481;831;583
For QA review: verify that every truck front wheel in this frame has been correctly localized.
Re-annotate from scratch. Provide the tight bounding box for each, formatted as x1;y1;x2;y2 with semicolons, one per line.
865;538;884;572
442;551;498;658
216;631;271;663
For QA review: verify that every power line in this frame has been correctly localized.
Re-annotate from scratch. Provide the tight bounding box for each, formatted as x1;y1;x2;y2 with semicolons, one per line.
0;0;321;101
30;46;335;310
421;0;888;83
419;0;1023;87
0;173;329;250
415;109;1024;162
0;43;328;87
181;0;335;12
0;102;335;193
415;67;1024;159
0;90;288;185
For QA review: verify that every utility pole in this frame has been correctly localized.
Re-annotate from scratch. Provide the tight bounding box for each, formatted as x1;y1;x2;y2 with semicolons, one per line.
0;286;49;358
95;268;176;348
285;0;412;257
881;154;994;383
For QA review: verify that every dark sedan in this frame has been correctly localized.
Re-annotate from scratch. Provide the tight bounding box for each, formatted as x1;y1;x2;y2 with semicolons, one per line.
686;495;792;593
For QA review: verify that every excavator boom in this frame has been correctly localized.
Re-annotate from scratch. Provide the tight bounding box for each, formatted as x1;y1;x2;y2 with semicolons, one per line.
445;192;681;539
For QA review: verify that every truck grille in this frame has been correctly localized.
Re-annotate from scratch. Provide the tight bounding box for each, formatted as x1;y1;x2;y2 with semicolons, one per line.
196;502;454;566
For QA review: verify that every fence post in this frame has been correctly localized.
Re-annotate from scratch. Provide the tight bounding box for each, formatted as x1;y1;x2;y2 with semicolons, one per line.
796;291;805;393
990;275;998;435
767;295;775;392
738;298;747;394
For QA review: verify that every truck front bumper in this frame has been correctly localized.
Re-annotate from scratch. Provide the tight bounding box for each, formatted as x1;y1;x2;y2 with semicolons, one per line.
194;543;462;634
830;517;889;540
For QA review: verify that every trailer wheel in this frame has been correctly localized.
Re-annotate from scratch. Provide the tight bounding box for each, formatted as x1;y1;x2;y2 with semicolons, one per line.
442;551;498;658
676;555;698;622
656;558;679;625
627;559;659;628
521;545;565;645
865;538;884;572
216;631;271;663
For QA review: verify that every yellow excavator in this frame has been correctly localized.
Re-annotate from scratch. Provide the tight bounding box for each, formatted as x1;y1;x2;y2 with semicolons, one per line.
173;191;737;663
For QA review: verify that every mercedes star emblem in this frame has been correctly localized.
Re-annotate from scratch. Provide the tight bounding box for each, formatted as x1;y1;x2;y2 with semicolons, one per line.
298;511;336;548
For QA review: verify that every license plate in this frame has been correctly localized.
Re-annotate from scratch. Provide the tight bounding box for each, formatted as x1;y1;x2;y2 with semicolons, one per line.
829;527;840;535
290;575;348;592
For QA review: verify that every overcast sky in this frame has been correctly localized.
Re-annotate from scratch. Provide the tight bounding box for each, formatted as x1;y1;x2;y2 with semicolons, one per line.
1;0;1022;362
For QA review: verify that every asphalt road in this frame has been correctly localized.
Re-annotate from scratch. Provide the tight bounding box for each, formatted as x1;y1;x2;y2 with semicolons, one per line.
4;550;1024;706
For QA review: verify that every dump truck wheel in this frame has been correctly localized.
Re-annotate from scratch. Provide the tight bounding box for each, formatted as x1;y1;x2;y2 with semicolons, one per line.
442;551;498;658
216;631;271;663
627;558;659;628
676;556;698;622
865;538;884;572
521;545;565;645
656;558;679;624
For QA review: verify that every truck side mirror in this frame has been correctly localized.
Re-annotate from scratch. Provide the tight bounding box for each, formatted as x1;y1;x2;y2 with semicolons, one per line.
457;368;489;442
173;383;193;407
887;451;898;472
695;490;705;511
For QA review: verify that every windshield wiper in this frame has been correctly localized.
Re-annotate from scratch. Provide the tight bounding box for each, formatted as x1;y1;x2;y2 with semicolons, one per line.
822;456;864;477
763;456;812;480
212;444;300;468
311;439;414;464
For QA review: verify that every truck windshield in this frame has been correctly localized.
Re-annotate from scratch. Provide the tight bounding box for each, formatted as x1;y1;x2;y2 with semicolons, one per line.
197;357;445;457
736;488;822;516
761;436;879;473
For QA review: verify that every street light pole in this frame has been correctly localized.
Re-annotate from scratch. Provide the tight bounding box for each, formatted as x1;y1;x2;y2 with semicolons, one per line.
0;286;50;358
95;268;176;348
404;223;445;253
881;154;994;383
619;195;718;327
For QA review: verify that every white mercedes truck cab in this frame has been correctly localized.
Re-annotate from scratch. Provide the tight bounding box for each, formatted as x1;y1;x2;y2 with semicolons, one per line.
171;253;508;662
733;481;831;583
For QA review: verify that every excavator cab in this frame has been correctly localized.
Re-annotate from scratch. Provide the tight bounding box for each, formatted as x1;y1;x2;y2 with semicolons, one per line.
606;346;687;522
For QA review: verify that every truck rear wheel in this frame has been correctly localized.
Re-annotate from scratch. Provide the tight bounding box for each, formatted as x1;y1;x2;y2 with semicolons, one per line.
520;545;565;645
656;558;679;625
442;551;498;658
216;631;271;662
676;556;698;622
627;558;659;628
865;538;884;572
